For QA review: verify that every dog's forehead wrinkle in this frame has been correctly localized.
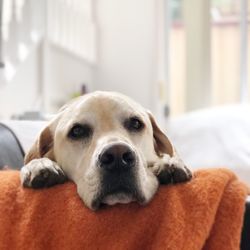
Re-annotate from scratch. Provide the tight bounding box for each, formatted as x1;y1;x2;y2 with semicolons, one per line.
58;92;149;131
77;91;144;113
58;91;146;114
69;106;136;132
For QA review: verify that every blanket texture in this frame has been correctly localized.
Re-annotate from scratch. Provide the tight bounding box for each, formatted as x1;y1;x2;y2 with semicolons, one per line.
0;169;247;250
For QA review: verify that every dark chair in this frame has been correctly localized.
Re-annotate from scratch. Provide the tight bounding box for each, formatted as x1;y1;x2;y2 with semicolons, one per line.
0;123;24;169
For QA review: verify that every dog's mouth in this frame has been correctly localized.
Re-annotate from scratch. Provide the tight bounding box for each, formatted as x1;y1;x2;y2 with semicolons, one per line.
102;192;135;205
91;174;146;210
91;189;146;210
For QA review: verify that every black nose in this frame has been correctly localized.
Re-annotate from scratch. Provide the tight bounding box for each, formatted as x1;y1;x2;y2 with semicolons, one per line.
99;144;136;171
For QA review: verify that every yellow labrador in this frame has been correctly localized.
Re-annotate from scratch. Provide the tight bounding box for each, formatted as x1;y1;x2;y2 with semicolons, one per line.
20;91;192;210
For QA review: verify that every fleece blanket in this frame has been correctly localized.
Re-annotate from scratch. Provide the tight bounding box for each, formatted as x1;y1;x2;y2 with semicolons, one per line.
0;169;248;250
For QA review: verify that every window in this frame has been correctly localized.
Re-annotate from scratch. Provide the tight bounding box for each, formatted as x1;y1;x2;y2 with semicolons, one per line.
167;0;250;116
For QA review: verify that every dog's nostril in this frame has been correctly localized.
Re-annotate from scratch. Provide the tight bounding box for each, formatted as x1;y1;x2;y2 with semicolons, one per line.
122;151;135;165
100;153;114;165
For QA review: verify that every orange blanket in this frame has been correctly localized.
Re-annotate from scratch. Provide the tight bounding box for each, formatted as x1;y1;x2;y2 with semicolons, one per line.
0;169;247;250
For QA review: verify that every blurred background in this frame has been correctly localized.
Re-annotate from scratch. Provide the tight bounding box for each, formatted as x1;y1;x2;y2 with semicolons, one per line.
0;0;250;184
0;0;248;121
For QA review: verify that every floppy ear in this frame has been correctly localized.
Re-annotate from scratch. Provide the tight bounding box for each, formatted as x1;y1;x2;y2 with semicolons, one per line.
24;125;55;164
147;112;174;158
147;111;192;184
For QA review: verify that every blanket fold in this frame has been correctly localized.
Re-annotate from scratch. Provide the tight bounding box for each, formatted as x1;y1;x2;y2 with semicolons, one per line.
0;169;247;250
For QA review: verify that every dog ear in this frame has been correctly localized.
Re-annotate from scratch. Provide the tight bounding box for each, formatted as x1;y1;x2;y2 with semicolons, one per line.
147;111;174;157
24;125;55;164
147;111;192;184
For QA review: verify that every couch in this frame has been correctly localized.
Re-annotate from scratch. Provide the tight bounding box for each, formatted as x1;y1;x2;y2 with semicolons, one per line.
0;105;249;249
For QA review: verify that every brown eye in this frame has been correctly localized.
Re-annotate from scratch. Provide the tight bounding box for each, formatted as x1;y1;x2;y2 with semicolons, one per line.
68;124;92;140
125;117;144;132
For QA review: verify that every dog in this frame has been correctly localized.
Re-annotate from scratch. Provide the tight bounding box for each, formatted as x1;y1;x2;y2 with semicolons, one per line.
20;91;192;210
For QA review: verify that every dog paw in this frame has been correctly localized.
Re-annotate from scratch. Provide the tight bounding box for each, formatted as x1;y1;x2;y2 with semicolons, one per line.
20;158;67;188
150;155;192;184
157;165;192;184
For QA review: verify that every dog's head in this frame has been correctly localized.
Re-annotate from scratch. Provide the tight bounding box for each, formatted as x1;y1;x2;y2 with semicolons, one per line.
25;91;181;210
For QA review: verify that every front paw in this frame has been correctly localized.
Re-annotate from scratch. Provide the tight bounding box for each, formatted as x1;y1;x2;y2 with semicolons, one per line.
151;156;192;184
20;158;66;188
157;165;192;184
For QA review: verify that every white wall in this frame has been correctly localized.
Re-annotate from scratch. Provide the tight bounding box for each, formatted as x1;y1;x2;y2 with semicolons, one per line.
95;0;157;111
0;44;42;119
43;44;94;113
0;43;95;118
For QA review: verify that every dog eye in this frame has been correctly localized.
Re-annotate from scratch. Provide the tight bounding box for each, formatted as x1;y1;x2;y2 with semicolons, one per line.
68;124;92;140
125;117;144;132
